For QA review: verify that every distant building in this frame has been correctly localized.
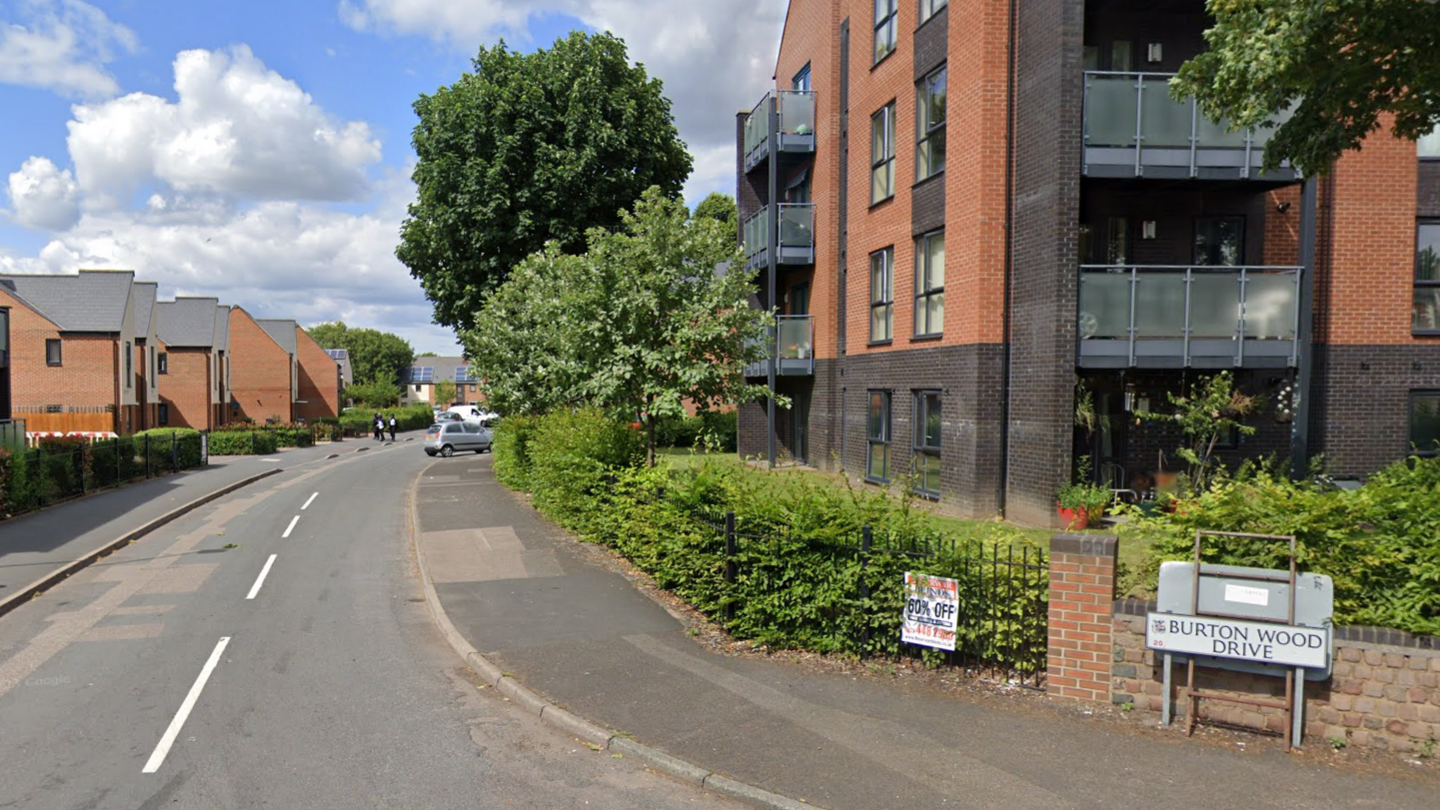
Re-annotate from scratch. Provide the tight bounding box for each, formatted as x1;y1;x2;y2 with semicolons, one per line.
399;356;484;408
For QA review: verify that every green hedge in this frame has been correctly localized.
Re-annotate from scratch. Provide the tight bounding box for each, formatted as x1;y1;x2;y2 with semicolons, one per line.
0;430;206;520
339;405;434;437
492;414;542;490
653;410;738;453
209;430;279;455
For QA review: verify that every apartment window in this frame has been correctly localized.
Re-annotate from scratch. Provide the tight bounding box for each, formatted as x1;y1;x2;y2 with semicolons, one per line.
158;352;168;374
1194;216;1244;266
867;391;891;482
916;66;946;181
1420;126;1440;159
470;384;477;393
874;0;897;64
870;247;894;342
158;403;169;426
1412;392;1440;456
871;102;896;203
913;391;942;497
914;232;945;336
919;0;947;25
46;339;62;366
792;64;811;92
1415;222;1440;333
124;341;132;387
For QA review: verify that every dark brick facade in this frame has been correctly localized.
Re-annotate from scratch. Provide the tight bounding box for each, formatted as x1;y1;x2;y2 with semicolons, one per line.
911;175;945;236
1311;345;1440;476
912;5;947;81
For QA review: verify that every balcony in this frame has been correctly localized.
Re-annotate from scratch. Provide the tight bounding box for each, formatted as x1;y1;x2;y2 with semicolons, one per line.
1077;265;1302;369
744;315;815;378
743;90;817;174
741;204;816;272
1082;72;1298;181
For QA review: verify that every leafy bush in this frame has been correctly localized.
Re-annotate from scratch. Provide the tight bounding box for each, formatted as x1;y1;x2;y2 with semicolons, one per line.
209;430;279;455
134;428;204;471
492;414;542;490
525;410;645;530
652;410;738;453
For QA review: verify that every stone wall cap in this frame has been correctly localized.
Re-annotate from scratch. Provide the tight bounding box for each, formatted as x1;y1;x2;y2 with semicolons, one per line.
1050;533;1117;557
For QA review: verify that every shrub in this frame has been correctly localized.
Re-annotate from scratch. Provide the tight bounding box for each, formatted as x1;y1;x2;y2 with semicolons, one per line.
492;414;543;490
526;410;644;531
209;430;279;455
134;428;204;471
652;410;737;453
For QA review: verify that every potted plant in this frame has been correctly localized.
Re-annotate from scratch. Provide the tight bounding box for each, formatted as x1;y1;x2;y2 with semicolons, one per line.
1056;456;1111;529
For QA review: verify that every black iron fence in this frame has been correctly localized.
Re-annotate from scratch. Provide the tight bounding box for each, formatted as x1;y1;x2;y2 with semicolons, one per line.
0;432;207;518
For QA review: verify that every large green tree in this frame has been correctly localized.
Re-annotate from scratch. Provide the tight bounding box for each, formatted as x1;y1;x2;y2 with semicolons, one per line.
1174;0;1440;175
692;192;738;237
463;187;773;463
305;321;414;388
399;31;694;330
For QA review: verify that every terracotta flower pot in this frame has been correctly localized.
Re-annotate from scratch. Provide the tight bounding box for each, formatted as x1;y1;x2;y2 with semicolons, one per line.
1056;503;1089;530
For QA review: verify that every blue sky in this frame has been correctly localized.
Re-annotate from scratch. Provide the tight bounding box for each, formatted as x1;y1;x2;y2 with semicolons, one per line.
0;0;784;353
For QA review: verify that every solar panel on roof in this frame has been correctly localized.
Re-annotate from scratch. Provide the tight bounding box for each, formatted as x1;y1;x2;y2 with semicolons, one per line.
325;348;348;360
454;366;475;382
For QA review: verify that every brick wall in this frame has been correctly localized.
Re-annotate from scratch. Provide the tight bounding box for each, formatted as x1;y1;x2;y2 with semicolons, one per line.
1112;602;1440;754
1311;344;1440;475
2;291;120;430
1046;533;1118;701
229;308;293;424
159;348;211;430
294;327;340;421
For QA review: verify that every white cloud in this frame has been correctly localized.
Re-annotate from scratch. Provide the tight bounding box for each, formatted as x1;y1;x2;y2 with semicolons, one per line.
67;46;382;208
0;0;138;99
340;0;784;203
7;155;81;230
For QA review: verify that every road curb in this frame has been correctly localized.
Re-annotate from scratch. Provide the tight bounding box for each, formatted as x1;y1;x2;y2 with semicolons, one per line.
406;465;824;810
0;468;284;620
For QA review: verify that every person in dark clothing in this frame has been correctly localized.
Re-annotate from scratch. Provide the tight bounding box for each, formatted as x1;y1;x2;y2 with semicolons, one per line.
387;415;397;441
373;413;384;441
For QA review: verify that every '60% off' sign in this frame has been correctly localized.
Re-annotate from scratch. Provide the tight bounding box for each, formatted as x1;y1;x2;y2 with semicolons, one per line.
902;572;959;651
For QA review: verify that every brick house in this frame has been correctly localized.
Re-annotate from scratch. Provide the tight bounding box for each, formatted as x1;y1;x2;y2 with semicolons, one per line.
130;281;160;430
398;356;484;408
294;324;341;421
212;305;232;429
0;270;139;435
229;309;295;424
737;0;1440;524
156;297;222;430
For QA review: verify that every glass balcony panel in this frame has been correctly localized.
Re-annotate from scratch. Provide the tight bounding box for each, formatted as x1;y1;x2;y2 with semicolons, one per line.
1139;78;1191;147
1085;75;1137;147
1414;288;1440;332
1251;100;1297;149
1244;271;1298;339
779;91;815;136
1189;272;1241;339
778;204;814;249
777;316;813;359
742;210;766;257
1078;270;1134;339
1133;271;1188;338
1195;113;1247;148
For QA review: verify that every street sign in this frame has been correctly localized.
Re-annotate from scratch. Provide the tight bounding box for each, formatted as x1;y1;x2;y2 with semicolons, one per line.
1146;612;1330;669
902;572;958;651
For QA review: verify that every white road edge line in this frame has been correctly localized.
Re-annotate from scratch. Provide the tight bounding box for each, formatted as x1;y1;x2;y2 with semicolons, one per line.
282;515;300;538
301;492;318;510
246;554;278;600
142;636;231;774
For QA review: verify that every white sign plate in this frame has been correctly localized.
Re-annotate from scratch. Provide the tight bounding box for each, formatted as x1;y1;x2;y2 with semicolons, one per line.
1146;613;1329;668
902;572;958;651
1224;583;1270;607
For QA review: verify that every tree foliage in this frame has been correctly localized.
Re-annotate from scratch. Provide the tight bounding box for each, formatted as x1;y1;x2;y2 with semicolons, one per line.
305;321;414;387
692;192;738;236
343;377;400;408
1174;0;1440;175
398;31;693;330
434;379;458;408
463;187;773;463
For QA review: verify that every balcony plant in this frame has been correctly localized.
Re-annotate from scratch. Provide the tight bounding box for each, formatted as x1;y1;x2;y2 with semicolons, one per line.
1057;455;1110;529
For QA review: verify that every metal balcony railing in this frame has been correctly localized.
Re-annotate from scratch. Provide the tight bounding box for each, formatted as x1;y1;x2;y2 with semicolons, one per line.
743;90;817;173
741;204;816;271
743;315;815;378
1082;71;1297;180
1077;265;1302;368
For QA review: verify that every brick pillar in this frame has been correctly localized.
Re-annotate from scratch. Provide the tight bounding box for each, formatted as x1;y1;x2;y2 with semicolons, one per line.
1047;533;1118;702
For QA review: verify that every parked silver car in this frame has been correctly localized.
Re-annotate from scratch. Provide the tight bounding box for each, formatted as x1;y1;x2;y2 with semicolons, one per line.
424;421;493;456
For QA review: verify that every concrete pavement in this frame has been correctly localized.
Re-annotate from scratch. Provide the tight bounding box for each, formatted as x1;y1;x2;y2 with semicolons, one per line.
413;455;1440;810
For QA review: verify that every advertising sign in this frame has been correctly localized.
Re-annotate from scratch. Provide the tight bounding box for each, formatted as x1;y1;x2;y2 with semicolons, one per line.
902;572;958;651
1146;612;1330;669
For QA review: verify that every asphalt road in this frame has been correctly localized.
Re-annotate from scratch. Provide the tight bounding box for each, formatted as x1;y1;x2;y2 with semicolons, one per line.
0;442;741;810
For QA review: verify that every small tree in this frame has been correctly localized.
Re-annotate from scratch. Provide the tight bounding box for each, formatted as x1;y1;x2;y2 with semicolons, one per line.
345;377;400;409
434;379;458;408
1138;371;1263;493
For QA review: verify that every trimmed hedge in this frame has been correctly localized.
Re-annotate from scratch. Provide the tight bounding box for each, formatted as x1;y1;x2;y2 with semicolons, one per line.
0;430;206;520
653;410;738;453
209;430;279;455
340;405;434;437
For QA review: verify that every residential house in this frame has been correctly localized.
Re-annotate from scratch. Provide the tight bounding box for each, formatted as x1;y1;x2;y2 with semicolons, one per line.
294;325;341;421
131;281;160;430
325;348;353;406
736;0;1440;524
212;305;232;429
156;297;221;430
229;309;296;424
0;270;139;435
399;356;484;408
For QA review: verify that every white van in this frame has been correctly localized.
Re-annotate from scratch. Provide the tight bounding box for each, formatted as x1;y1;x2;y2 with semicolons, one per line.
448;404;499;426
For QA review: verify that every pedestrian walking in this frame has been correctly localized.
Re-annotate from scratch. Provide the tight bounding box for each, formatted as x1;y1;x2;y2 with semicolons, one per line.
373;412;384;441
387;415;397;442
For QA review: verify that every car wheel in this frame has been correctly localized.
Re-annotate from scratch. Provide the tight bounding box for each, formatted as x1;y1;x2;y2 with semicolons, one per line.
441;445;454;458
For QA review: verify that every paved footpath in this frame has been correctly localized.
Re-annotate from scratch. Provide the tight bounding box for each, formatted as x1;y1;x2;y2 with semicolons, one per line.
414;456;1440;810
0;438;392;602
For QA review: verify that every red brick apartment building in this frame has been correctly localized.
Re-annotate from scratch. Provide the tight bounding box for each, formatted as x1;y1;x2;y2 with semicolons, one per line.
229;309;296;424
156;297;223;431
294;324;341;421
736;0;1440;524
0;270;140;434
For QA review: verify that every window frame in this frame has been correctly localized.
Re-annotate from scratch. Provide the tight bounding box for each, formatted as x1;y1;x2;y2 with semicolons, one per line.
912;390;942;498
1409;390;1440;457
1414;220;1440;335
158;352;168;374
869;247;895;344
871;102;897;204
46;338;62;366
158;402;169;425
918;0;947;25
916;65;946;182
124;340;132;387
866;390;892;483
914;230;945;338
873;0;898;65
792;63;811;92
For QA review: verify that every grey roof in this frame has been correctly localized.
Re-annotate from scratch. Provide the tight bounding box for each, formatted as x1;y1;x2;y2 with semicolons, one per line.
405;355;475;384
331;352;353;386
213;305;231;352
157;297;220;347
131;282;158;337
256;319;298;354
0;270;134;332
